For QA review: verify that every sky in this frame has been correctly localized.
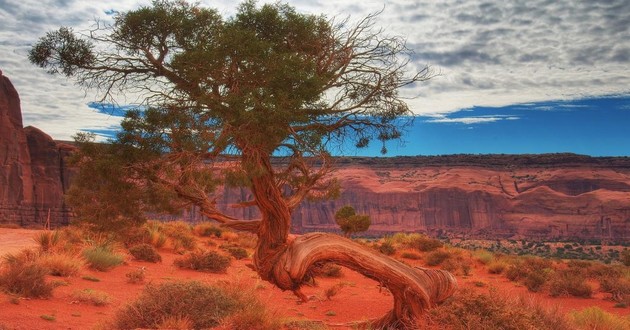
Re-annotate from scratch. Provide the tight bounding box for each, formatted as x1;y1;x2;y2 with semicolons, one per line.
1;0;629;156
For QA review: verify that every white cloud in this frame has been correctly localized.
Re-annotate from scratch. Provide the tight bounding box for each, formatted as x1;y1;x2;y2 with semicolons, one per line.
0;0;628;139
425;114;520;125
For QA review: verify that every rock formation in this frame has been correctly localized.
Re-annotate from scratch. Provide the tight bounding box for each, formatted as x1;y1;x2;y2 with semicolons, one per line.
213;157;630;241
0;71;74;228
2;70;629;240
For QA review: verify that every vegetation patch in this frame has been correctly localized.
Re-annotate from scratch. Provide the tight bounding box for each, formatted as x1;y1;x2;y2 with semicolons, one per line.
82;246;125;271
71;289;111;306
128;243;162;263
174;250;231;273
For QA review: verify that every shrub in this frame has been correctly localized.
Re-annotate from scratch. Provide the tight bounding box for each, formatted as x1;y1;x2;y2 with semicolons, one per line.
524;272;548;292
82;246;125;271
487;260;508;274
174;250;231;273
34;231;62;253
599;274;630;304
194;222;223;238
424;288;572;330
570;306;630;330
312;263;343;278
0;258;54;298
620;249;630;267
401;251;422;260
71;288;111;306
378;241;396;255
128;244;162;263
162;221;197;251
223;246;249;260
126;268;146;284
473;249;494;264
549;269;592;298
425;250;451;266
36;253;84;277
113;281;239;329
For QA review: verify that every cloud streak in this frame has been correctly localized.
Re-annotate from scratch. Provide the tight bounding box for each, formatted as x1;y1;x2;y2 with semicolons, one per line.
0;0;628;141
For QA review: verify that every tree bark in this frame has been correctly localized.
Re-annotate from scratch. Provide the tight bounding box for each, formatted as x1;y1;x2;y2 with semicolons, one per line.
263;233;457;329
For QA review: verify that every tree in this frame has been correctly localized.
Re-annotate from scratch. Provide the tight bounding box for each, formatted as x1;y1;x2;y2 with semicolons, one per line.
30;1;456;327
335;205;370;237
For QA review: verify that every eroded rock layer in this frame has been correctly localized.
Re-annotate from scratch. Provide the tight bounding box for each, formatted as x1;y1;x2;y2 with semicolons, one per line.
0;72;74;228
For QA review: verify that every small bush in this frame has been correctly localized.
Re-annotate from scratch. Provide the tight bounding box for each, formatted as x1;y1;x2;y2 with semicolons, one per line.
128;244;162;263
194;222;224;238
549;269;592;298
0;258;54;298
378;241;396;255
524;272;548;292
223;246;249;260
113;281;239;329
174;250;231;273
473;249;494;264
570;306;630;330
82;246;125;271
487;260;508;274
312;263;343;278
424;288;572;330
126;268;146;284
34;231;62;253
36;253;84;277
425;250;451;266
162;221;197;251
401;251;422;260
71;288;111;306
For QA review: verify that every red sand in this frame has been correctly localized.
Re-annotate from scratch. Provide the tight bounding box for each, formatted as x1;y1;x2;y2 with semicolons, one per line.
0;228;628;329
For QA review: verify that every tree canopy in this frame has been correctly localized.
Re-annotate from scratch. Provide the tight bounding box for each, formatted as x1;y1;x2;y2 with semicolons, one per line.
30;1;455;328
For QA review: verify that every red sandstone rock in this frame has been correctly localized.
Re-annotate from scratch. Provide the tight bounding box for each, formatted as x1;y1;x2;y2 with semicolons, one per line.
0;72;74;227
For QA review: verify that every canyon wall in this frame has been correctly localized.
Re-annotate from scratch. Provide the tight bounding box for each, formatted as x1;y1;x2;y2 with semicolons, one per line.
1;70;629;240
212;160;630;241
0;71;74;228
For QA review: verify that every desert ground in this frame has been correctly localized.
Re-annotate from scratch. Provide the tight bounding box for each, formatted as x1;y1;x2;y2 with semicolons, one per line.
0;227;628;329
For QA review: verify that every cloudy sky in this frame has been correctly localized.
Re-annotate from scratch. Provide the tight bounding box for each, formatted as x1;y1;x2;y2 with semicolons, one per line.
1;0;629;156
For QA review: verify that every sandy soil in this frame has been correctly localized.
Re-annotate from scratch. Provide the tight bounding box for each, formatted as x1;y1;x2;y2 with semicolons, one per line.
0;228;628;329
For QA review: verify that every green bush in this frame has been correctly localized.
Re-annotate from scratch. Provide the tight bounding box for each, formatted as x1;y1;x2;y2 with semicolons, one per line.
174;250;231;273
401;251;422;260
487;260;508;274
128;244;162;263
194;222;224;238
113;281;238;329
82;246;125;271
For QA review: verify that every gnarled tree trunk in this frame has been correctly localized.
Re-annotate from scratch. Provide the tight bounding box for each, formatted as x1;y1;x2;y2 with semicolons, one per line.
260;233;457;329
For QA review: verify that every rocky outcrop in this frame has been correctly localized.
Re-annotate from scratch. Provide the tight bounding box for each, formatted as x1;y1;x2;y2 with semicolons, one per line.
0;71;74;228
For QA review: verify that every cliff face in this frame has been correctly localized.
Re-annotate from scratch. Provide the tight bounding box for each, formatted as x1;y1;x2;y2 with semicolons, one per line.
0;71;74;228
213;164;630;241
2;70;629;239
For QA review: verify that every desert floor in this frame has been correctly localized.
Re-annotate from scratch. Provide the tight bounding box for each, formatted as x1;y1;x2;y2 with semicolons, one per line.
0;228;628;329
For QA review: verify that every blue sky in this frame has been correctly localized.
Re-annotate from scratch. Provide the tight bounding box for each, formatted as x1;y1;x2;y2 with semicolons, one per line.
1;0;629;156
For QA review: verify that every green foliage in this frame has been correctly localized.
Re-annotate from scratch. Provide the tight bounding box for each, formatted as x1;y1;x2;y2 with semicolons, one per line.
113;281;239;329
174;250;231;273
378;241;396;255
82;245;125;271
400;251;422;260
194;222;224;237
128;243;162;263
223;246;249;260
334;205;371;237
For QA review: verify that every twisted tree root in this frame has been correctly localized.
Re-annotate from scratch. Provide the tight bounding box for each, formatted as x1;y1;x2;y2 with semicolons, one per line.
263;233;457;329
